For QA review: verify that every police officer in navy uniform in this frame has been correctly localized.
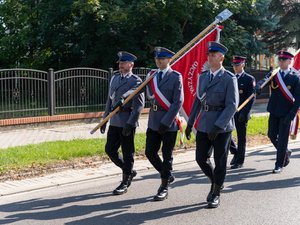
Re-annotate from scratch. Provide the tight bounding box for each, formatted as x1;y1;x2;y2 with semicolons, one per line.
100;51;145;195
145;47;183;201
256;51;300;173
185;41;238;208
229;56;256;169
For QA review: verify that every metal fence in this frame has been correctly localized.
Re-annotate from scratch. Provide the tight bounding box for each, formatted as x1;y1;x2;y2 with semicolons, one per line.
0;67;268;119
51;68;110;115
0;69;49;119
0;67;151;119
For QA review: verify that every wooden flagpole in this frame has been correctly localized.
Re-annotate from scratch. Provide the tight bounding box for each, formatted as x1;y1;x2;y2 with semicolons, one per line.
237;68;279;112
90;9;233;134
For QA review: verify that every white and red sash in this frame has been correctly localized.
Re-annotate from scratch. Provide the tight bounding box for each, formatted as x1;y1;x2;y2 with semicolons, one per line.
148;70;184;146
274;71;294;103
274;71;299;137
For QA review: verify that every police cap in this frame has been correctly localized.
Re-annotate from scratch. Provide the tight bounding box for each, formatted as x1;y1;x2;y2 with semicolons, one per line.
232;55;246;66
277;51;294;60
154;47;175;59
117;51;137;62
208;41;228;55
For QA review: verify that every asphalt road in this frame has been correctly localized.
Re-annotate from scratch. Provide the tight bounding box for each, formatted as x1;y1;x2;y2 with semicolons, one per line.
1;142;300;225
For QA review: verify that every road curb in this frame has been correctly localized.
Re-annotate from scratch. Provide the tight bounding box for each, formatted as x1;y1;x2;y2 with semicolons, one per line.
4;139;300;197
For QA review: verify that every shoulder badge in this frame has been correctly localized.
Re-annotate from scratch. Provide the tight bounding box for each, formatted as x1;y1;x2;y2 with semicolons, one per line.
225;70;235;77
173;70;181;76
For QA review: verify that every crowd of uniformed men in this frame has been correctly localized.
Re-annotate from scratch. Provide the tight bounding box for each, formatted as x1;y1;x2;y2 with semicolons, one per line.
100;41;300;208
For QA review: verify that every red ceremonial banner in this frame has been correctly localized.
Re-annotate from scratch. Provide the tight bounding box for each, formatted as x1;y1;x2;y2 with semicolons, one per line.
289;49;300;138
171;26;222;121
293;49;300;71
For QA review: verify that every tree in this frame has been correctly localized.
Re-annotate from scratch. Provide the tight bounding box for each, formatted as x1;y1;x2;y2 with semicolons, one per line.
0;0;282;70
262;0;300;51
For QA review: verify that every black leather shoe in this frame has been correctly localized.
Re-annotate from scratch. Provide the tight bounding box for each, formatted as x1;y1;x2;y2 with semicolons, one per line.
206;184;214;202
153;186;168;201
220;184;224;190
168;175;175;184
113;182;128;195
283;158;290;167
207;194;220;208
206;184;224;202
230;155;237;165
231;163;243;169
284;150;292;167
272;166;282;174
127;170;137;187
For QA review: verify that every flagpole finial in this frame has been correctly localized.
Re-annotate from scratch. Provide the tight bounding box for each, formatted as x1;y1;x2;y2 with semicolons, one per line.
215;9;233;23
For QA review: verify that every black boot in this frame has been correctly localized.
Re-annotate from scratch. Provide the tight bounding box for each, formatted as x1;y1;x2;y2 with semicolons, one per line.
230;154;237;165
284;150;292;167
153;178;169;201
206;183;214;202
127;170;137;187
113;174;130;195
168;175;175;184
207;184;222;208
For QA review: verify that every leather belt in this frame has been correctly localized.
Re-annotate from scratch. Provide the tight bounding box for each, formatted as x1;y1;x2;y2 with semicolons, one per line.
151;104;166;111
120;107;132;112
202;104;224;112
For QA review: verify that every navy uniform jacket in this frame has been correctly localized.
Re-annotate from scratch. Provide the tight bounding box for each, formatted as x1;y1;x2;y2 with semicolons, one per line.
236;72;256;120
257;69;300;118
188;67;239;133
146;68;184;131
103;72;145;127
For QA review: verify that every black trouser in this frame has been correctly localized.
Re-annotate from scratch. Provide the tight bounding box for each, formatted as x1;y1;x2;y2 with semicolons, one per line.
230;116;248;164
105;125;136;175
196;131;231;186
145;128;177;179
268;114;290;167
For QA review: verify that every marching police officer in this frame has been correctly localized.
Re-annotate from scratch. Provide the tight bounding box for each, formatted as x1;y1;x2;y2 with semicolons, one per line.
100;51;145;195
229;56;256;169
145;47;183;201
256;51;300;173
185;41;238;208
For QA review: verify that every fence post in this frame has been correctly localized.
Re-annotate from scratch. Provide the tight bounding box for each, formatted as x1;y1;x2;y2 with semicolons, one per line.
108;67;114;76
47;68;55;116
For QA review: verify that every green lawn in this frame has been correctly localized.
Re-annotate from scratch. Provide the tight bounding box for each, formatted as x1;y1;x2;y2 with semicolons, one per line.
0;116;268;174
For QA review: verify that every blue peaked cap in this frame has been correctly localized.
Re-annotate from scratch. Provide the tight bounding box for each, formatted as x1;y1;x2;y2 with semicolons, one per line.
117;51;137;62
208;41;228;55
154;47;175;58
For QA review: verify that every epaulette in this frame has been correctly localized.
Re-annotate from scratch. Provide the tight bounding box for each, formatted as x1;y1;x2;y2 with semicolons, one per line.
132;73;141;80
113;71;121;76
148;69;157;75
172;70;182;76
291;69;298;76
244;72;255;79
224;69;235;77
200;70;209;75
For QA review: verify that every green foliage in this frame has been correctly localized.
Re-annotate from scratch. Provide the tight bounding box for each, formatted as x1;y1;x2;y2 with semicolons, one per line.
0;0;291;70
262;0;300;51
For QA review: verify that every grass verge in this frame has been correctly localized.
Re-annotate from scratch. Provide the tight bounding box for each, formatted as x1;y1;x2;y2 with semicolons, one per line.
0;116;269;177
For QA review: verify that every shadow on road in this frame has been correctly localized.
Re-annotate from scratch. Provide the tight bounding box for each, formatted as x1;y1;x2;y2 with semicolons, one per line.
1;148;300;224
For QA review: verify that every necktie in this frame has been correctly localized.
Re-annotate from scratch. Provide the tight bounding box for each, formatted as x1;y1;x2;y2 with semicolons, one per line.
209;73;214;82
280;71;285;79
158;71;163;83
